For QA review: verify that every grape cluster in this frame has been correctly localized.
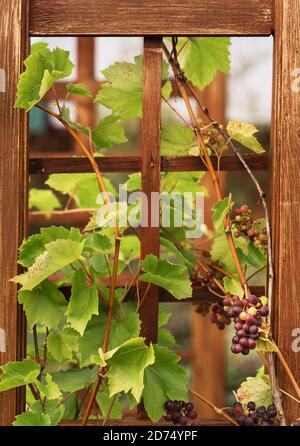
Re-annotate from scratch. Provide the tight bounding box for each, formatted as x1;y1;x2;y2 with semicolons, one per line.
195;301;211;316
231;204;267;248
228;401;277;426
209;302;231;330
201;122;226;154
191;271;213;287
222;294;269;355
164;400;198;426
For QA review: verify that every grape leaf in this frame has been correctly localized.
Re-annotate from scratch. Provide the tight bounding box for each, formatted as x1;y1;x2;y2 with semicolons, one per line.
140;254;192;300
29;188;61;212
40;226;82;243
30;399;64;426
160;124;196;156
51;367;98;393
255;337;279;353
96;381;122;419
67;269;99;336
79;302;140;367
0;359;40;391
223;275;244;298
211;233;247;275
246;243;267;270
237;376;272;408
47;327;79;362
67;83;92;97
12;239;85;291
84;232;113;254
107;337;155;402
124;173;141;192
212;197;231;232
227;120;265;154
182;37;231;90
18;279;67;329
142;346;188;421
13;411;51;426
92;114;127;150
36;373;62;400
16;43;74;111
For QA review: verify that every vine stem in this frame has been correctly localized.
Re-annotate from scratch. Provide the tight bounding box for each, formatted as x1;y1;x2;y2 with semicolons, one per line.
163;42;249;293
34;100;121;426
189;388;239;426
183;79;287;425
102;394;118;426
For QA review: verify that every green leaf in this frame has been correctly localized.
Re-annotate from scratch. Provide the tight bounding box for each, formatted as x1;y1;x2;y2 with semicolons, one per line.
92;114;127;150
51;367;98;393
13;411;51;426
107;337;155;402
227;120;265;154
16;43;74;111
67;269;99;336
212;197;230;231
12;239;85;291
84;232;113;254
160;124;196;156
255;337;279;353
140;254;192;300
30;399;64;426
160;236;193;269
247;243;267;270
182;37;231;90
162;80;172;100
124;173;141;192
29;188;61;212
211;233;247;275
0;359;40;391
67;83;92;97
158;328;177;348
236;376;272;408
40;226;82;243
79;302;140;367
18;279;67;329
223;275;244;298
143;346;188;421
96;381;122;419
36;373;62;400
120;235;140;262
95;56;143;118
61;104;90;136
47;327;79;362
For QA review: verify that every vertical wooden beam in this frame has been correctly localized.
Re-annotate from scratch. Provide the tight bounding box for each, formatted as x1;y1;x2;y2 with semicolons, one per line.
271;0;300;424
139;38;162;344
192;73;226;418
0;0;28;425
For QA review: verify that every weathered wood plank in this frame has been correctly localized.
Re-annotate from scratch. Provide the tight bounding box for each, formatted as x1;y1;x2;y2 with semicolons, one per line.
270;0;300;424
0;0;28;425
29;0;274;36
29;154;268;174
139;38;162;345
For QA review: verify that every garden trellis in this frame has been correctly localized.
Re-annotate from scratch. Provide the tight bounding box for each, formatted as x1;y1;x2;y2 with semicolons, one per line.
0;0;299;425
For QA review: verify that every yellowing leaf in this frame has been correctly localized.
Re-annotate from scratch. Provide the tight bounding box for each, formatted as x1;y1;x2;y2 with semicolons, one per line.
237;376;272;408
227;120;265;154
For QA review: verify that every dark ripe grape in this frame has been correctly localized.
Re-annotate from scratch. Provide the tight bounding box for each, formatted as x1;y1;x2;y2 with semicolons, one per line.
262;414;270;422
233;402;244;416
165;400;174;411
257;406;267;416
223;297;232;306
231;344;243;354
247;401;256;411
174;402;182;411
237;415;247;426
234;298;243;307
248;295;259;305
242;324;250;332
212;304;219;313
232;335;240;344
237;329;246;338
250;332;260;340
239;337;249;347
245;314;254;324
254;317;262;327
232;306;242;316
247;339;256;349
245;417;254;426
249;325;258;334
185;402;194;412
242;298;249;308
164;414;173;422
227;407;234;417
242;348;250;355
188;410;197;419
210;313;218;323
234;321;243;331
179;416;188;426
267;404;276;412
250;413;258;423
172;412;181;421
217;321;225;330
267;409;277;419
227;309;236;318
259;306;269;317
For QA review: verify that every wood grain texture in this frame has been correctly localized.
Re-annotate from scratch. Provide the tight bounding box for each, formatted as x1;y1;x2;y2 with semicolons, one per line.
29;0;274;36
29;154;268;174
270;0;300;424
0;0;28;425
139;38;162;345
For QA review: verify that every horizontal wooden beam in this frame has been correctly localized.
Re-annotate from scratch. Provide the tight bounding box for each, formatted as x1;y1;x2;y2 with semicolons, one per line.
29;154;268;175
59;284;265;303
29;0;273;36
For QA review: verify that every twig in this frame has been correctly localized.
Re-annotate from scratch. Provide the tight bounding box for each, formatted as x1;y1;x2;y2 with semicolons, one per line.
102;394;118;426
279;388;300;405
162;96;193;129
189;388;239;426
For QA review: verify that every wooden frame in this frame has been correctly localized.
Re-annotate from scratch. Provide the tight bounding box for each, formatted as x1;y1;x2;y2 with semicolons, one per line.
1;0;299;425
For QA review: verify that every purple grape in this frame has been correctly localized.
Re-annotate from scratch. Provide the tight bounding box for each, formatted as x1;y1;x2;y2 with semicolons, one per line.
247;401;256;411
249;325;258;334
259;306;269;317
248;295;259;305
